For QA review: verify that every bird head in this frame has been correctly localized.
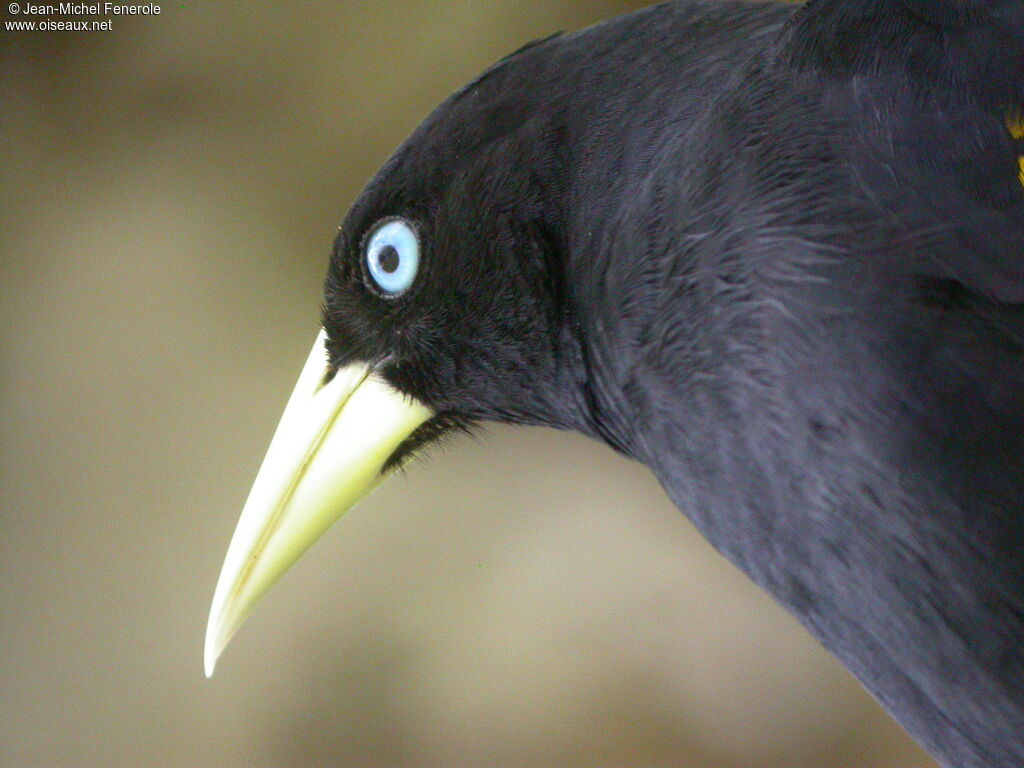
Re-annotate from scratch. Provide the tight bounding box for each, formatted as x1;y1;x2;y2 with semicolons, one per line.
204;36;588;676
323;60;579;443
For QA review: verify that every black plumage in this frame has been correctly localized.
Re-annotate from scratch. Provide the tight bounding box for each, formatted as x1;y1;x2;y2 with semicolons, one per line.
317;1;1024;765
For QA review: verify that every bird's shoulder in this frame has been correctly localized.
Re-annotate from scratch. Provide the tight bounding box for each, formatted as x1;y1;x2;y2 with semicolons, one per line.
603;0;1024;465
776;0;1024;301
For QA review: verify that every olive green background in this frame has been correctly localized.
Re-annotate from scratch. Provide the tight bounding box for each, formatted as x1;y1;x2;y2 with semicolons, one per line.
2;3;935;766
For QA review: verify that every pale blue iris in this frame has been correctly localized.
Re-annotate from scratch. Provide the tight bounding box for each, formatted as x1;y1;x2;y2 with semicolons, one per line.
365;219;419;296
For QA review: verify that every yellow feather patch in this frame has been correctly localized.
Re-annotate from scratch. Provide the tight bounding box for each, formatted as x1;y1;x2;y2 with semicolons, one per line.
1009;111;1024;139
1009;111;1024;188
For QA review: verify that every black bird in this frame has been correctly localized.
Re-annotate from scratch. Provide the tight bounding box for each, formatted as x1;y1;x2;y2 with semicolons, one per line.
205;1;1024;765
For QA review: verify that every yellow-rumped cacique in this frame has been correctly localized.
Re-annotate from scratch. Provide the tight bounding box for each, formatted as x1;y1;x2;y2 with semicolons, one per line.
204;1;1024;765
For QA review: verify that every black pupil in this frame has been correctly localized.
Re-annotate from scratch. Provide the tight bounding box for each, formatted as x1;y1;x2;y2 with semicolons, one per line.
378;245;400;274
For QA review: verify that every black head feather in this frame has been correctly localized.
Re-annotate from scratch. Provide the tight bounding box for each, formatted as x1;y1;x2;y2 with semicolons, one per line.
321;34;588;459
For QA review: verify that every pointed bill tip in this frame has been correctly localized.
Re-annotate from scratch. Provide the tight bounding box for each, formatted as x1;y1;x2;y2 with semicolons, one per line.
203;571;238;677
203;636;219;678
203;601;231;677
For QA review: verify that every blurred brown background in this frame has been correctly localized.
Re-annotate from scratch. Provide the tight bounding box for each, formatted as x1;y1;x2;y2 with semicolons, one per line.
1;3;936;767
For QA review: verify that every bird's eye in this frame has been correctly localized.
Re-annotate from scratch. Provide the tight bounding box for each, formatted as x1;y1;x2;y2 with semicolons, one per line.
363;218;420;297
